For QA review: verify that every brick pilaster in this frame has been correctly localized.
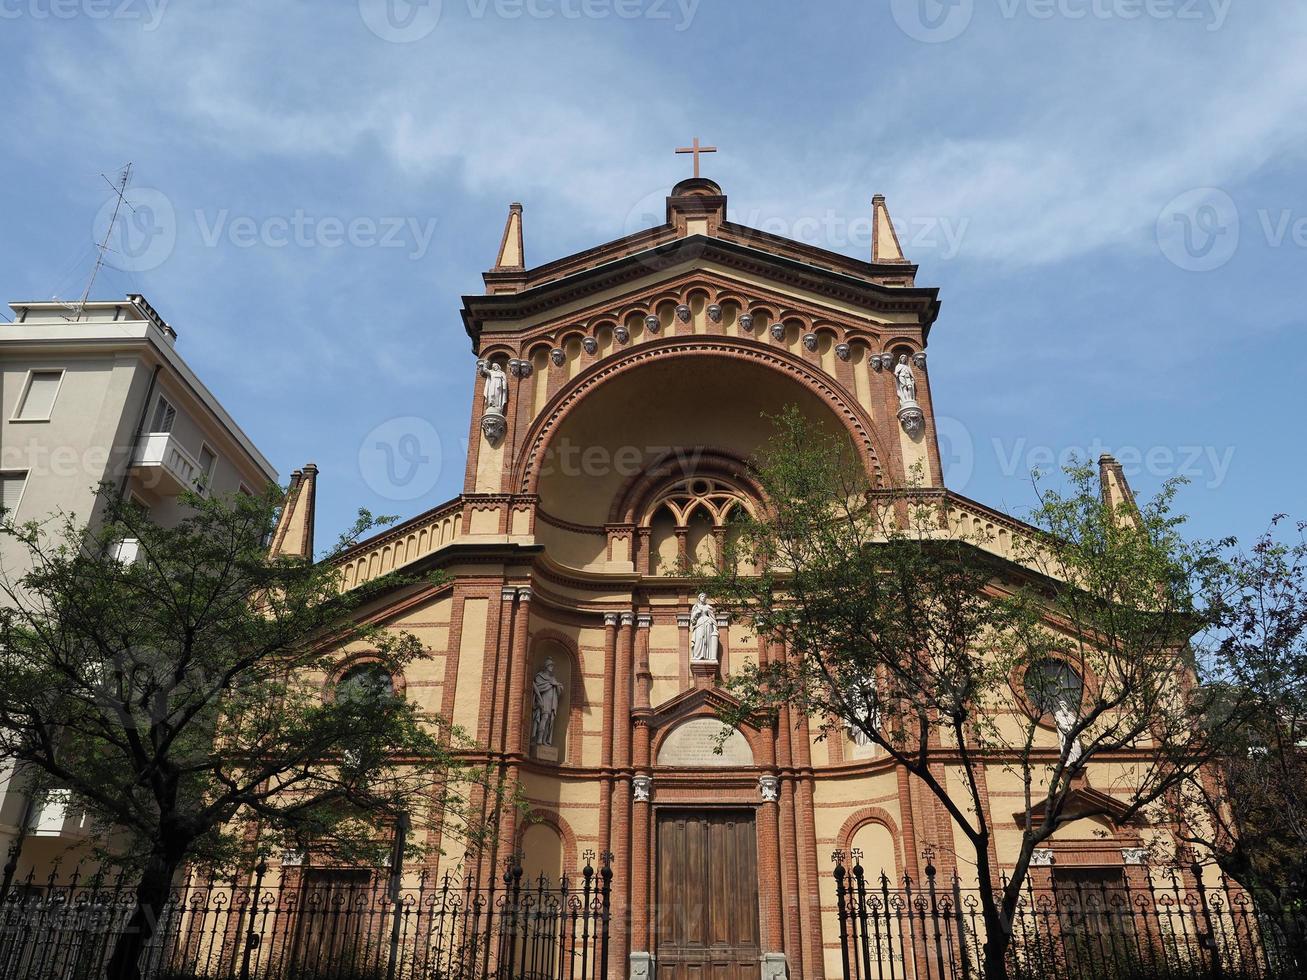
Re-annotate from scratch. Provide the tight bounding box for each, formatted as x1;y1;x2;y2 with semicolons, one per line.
497;588;532;855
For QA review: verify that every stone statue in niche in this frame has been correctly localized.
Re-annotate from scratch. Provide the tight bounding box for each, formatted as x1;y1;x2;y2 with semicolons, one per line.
893;354;925;438
482;361;508;413
478;361;508;443
689;593;720;662
530;657;564;748
893;354;917;409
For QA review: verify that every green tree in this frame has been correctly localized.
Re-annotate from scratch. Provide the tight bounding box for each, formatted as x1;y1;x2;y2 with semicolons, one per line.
0;487;486;980
1173;518;1307;972
704;409;1231;980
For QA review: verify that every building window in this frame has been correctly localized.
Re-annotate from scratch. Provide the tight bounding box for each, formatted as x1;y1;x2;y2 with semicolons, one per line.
13;370;63;421
1024;658;1084;714
1024;657;1085;764
198;445;218;486
336;663;395;703
644;476;755;576
1;470;29;519
149;394;176;433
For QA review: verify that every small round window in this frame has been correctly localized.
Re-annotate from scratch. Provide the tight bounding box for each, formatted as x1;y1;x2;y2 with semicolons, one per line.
337;663;395;703
1023;658;1083;715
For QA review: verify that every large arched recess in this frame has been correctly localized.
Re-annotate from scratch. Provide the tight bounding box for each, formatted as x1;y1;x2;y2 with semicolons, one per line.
522;337;884;527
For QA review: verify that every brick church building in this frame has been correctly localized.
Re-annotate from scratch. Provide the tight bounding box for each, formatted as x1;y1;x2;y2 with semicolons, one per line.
270;167;1162;980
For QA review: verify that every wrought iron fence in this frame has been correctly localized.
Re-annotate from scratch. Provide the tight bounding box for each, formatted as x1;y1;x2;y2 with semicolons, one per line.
0;853;611;980
832;850;1296;980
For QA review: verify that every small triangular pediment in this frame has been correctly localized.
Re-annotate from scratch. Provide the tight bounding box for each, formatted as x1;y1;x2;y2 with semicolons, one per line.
1013;782;1140;830
649;684;754;733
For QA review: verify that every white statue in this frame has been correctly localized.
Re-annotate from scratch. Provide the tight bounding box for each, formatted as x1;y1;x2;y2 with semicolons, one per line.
1052;700;1084;766
893;354;917;408
689;593;719;662
482;361;508;415
530;657;564;747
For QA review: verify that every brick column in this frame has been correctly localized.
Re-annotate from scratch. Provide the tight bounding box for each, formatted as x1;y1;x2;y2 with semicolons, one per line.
630;615;654;977
497;588;532;855
773;641;803;974
757;641;787;980
598;613;619;863
758;776;788;980
611;612;635;980
793;713;825;980
477;586;519;885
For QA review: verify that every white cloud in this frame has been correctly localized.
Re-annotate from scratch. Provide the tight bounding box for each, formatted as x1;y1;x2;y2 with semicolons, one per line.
872;15;1307;267
18;2;1307;273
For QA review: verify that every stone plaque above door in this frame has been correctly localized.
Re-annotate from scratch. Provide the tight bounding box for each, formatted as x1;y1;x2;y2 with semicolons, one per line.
656;717;752;767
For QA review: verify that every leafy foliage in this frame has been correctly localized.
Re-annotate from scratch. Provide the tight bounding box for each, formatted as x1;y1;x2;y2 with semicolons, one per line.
0;485;491;978
1174;518;1307;969
701;408;1233;979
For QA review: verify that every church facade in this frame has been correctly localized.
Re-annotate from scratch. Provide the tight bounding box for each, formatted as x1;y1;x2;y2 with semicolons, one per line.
274;176;1160;980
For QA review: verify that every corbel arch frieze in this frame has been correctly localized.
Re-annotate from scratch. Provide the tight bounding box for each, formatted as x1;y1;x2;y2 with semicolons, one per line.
480;271;905;362
513;336;886;494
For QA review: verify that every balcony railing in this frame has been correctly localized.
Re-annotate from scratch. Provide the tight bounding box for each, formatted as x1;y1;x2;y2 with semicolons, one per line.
130;432;208;497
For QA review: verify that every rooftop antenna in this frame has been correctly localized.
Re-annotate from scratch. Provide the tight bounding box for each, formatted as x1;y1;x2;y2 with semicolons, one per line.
72;162;134;321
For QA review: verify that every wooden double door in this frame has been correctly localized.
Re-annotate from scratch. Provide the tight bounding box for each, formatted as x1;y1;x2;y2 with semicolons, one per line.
655;809;761;980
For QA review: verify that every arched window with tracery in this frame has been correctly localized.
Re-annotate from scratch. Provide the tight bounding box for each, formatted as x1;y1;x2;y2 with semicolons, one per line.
642;475;757;576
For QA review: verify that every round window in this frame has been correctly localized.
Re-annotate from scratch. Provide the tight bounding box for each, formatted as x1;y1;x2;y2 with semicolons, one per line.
337;663;395;702
1023;658;1083;715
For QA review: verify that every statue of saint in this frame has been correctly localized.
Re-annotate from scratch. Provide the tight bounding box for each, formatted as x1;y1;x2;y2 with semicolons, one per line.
689;593;720;662
1052;701;1084;766
894;354;917;408
530;657;564;747
482;361;508;415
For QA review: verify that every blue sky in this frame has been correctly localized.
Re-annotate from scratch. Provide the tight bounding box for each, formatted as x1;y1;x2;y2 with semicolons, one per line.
2;0;1303;552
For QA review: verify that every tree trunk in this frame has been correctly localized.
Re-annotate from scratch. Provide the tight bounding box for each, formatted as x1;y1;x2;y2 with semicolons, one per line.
106;848;181;980
973;841;1012;980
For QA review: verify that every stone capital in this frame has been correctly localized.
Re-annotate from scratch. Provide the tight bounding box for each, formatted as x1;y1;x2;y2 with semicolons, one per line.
632;774;653;803
1121;847;1149;866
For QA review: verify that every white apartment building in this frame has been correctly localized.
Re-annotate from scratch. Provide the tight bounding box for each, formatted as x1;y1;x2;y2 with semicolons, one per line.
0;292;277;877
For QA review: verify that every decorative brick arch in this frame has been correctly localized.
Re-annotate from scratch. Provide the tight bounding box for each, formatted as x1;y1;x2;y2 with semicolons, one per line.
529;629;588;767
515;807;579;875
513;336;885;493
648;687;765;767
836;806;905;878
608;448;766;527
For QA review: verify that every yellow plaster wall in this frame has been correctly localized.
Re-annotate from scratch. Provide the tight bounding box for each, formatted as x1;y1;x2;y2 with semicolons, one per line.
451;597;489;735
